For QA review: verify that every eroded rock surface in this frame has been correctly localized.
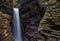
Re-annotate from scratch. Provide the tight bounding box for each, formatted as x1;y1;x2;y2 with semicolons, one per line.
0;0;12;14
19;0;45;41
38;0;60;41
0;12;13;41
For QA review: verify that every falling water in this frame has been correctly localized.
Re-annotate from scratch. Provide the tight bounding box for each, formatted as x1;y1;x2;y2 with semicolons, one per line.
13;8;22;41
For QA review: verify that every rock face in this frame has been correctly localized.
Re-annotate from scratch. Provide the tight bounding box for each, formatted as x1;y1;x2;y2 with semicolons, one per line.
0;0;13;14
0;0;13;41
0;12;13;41
0;0;60;41
19;0;45;41
18;0;60;41
38;0;60;41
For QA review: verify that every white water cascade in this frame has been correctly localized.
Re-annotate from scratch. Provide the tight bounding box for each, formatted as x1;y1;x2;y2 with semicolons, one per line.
13;8;22;41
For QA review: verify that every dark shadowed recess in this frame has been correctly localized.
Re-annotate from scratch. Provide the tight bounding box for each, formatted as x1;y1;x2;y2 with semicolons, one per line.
18;0;46;41
57;0;60;2
0;0;13;15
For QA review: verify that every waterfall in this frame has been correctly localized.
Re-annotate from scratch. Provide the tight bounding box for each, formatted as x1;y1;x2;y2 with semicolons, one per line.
13;8;22;41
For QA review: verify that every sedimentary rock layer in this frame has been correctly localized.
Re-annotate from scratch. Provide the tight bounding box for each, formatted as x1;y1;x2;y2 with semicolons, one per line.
38;0;60;41
0;12;13;41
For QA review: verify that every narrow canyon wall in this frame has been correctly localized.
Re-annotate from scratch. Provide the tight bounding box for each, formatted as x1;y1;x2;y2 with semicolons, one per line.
38;0;60;41
0;12;13;41
0;0;60;41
